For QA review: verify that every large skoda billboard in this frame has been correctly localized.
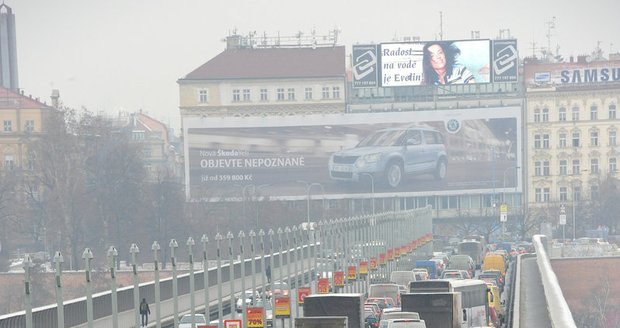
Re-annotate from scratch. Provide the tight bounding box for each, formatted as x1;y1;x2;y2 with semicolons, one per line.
353;39;518;88
183;107;522;201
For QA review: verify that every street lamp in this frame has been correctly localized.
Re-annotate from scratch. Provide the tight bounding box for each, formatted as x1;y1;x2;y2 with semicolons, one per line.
298;181;325;224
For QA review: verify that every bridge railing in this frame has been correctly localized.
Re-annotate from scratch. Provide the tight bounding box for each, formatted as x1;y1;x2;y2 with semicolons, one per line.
532;234;577;328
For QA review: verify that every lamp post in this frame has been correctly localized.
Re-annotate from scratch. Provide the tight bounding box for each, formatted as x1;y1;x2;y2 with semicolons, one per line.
298;181;325;225
360;173;375;214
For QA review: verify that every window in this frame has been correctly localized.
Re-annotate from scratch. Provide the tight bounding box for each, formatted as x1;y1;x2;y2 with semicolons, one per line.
559;133;567;148
572;132;580;147
610;157;617;172
322;87;330;99
609;104;617;119
260;89;268;101
4;155;13;170
573;186;581;201
543;188;550;202
591;158;599;173
591;185;599;200
3;120;11;132
543;160;550;176
198;89;208;103
534;161;542;176
590;105;598;120
543;134;550;148
534;108;540;122
304;87;313;100
277;88;285;101
243;89;251;101
572;106;580;121
559;160;568;175
287;88;295;101
25;120;35;133
132;131;145;141
559;187;568;202
609;130;617;146
542;108;549;122
534;134;541;149
232;89;240;102
572;160;580;175
590;131;599;146
332;86;340;99
535;188;542;202
559;107;567;121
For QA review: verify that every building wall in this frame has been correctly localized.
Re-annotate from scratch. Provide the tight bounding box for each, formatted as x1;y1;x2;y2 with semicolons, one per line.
525;87;620;224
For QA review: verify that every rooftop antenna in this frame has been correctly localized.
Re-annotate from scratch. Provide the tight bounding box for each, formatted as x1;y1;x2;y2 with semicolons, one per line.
545;17;556;61
498;29;511;39
439;11;443;40
529;41;538;58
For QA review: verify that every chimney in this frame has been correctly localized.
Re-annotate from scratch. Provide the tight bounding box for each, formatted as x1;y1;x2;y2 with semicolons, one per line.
50;89;60;108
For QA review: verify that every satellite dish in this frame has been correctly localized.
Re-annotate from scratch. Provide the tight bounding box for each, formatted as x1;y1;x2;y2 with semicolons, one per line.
585;55;593;63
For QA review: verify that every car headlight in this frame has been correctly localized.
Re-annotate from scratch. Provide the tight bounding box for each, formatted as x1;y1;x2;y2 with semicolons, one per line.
356;153;381;167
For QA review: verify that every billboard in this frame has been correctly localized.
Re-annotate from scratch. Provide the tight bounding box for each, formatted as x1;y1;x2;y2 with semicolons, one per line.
524;60;620;87
352;44;379;88
183;107;522;201
351;39;519;87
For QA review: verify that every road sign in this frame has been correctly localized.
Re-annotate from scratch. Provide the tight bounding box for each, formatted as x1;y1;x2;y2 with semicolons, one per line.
500;203;508;222
559;204;566;225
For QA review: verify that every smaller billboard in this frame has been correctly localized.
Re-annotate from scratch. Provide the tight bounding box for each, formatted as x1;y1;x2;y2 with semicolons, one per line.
492;39;519;83
379;39;491;87
352;44;379;88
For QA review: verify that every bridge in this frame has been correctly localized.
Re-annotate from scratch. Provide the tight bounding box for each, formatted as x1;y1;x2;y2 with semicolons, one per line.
0;207;580;328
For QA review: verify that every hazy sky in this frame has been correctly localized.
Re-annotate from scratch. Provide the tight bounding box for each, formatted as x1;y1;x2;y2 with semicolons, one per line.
10;0;620;133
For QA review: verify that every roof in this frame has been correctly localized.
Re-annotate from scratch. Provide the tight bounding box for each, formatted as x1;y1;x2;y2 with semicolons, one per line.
0;86;50;109
182;46;346;80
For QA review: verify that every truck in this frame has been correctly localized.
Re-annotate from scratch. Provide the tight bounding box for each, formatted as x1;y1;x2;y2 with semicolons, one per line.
414;260;438;279
401;292;462;328
302;293;363;328
294;316;348;328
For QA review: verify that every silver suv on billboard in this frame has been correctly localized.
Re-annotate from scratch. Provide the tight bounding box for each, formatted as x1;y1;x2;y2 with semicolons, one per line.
328;125;448;188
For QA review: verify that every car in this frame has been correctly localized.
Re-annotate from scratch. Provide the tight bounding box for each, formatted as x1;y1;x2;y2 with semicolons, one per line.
235;289;261;313
366;297;396;310
379;317;427;328
365;313;381;328
179;313;207;328
266;281;289;299
328;125;448;188
381;309;423;321
365;303;382;319
413;271;429;281
440;269;471;280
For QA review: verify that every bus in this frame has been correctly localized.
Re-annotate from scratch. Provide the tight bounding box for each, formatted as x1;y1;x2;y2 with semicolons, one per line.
457;240;485;268
408;279;490;327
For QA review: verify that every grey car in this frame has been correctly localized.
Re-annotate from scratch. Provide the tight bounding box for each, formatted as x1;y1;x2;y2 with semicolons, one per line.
329;126;448;188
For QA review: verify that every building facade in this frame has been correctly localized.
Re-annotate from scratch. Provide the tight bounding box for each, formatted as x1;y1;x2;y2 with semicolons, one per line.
0;87;49;172
177;34;346;119
524;56;620;236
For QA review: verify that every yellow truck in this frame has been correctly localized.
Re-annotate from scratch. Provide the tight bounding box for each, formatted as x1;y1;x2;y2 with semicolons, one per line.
482;253;506;276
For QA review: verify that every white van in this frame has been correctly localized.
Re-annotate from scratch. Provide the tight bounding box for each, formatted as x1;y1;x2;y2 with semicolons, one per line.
390;271;417;288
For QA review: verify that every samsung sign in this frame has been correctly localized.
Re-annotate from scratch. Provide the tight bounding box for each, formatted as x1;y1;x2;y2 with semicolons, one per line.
560;67;620;83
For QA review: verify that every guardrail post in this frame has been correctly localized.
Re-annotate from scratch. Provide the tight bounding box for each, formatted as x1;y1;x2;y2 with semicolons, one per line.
248;230;257;309
239;231;247;325
284;226;292;328
169;239;179;327
201;234;210;323
107;246;119;328
54;251;65;328
258;229;267;326
130;243;140;328
292;225;300;319
152;241;162;328
82;248;94;328
215;232;224;326
227;232;235;319
187;237;196;327
23;254;34;328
